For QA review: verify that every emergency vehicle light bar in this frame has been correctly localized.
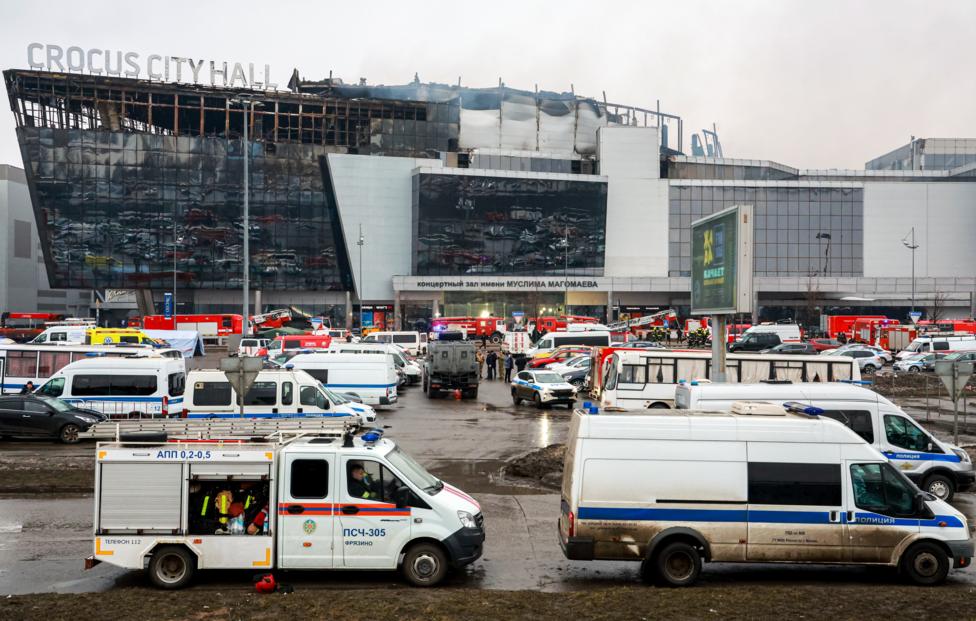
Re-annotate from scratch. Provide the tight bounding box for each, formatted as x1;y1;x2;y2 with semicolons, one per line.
782;401;824;416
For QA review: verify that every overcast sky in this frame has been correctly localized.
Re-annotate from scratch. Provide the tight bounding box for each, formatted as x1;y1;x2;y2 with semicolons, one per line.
1;0;973;170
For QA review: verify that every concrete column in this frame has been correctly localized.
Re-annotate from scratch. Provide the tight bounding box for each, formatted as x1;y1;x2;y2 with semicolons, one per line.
607;290;614;323
345;291;353;330
751;291;760;325
432;297;440;319
254;290;262;316
394;290;401;331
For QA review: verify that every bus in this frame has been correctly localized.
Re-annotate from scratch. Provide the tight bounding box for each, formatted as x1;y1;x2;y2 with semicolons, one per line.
0;343;182;394
597;349;861;409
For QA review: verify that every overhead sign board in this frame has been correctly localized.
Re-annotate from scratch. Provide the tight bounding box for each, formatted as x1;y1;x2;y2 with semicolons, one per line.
691;204;754;315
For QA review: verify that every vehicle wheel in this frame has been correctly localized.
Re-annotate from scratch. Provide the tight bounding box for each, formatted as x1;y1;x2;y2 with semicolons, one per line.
653;542;702;587
59;424;81;444
571;378;585;389
402;542;448;587
863;364;878;374
512;390;521;406
465;389;478;400
489;332;503;344
923;474;955;501
901;541;949;586
648;402;670;409
908;366;921;373
533;393;543;409
148;546;196;589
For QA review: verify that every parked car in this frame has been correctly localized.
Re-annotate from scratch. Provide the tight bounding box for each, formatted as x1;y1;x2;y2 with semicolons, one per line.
760;343;817;355
834;349;885;373
823;343;894;364
0;394;104;443
610;341;665;350
727;331;781;352
527;347;591;369
547;354;591;375
808;338;843;352
511;369;577;408
560;364;591;390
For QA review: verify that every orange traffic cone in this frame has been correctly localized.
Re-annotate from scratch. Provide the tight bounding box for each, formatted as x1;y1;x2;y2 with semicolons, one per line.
454;388;462;400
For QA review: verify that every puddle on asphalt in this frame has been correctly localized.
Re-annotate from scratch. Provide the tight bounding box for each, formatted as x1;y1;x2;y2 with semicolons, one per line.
426;459;552;496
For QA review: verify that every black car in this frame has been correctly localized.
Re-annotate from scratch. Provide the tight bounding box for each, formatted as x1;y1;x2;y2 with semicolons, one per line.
728;332;781;352
561;365;590;389
0;395;104;443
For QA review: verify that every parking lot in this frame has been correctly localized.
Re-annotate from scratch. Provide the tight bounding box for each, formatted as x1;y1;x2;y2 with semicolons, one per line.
2;373;976;619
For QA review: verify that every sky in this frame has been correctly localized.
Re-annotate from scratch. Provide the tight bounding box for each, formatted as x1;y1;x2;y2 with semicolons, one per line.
0;0;973;170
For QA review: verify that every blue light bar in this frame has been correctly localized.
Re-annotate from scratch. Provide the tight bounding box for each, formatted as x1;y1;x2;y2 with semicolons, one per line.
361;428;384;444
284;363;294;370
782;401;824;416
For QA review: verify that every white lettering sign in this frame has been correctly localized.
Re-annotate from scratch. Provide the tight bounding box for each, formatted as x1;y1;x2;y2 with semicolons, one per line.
27;43;278;89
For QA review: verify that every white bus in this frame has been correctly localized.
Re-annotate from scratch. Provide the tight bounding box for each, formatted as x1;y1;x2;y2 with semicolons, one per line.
0;343;181;394
599;349;861;409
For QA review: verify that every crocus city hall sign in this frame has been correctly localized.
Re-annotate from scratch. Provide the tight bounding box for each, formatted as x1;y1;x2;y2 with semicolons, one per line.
27;43;277;89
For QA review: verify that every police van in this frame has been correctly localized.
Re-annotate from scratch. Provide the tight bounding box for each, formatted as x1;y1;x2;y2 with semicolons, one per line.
182;368;376;423
674;382;975;501
85;425;485;589
559;403;973;586
34;356;186;417
288;352;398;407
327;342;422;385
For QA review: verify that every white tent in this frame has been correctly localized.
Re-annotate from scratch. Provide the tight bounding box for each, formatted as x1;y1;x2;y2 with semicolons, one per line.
144;330;206;358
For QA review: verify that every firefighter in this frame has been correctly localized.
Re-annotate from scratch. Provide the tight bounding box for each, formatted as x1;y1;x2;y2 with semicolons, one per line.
348;462;379;500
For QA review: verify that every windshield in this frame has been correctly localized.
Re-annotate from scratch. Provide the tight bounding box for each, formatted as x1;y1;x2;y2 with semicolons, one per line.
320;385;349;404
566;356;587;367
387;446;442;494
534;371;564;383
36;395;74;412
944;352;969;361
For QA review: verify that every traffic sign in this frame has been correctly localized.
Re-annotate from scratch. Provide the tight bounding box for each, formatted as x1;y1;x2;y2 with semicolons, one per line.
909;311;922;325
163;292;174;319
220;357;264;410
934;361;974;401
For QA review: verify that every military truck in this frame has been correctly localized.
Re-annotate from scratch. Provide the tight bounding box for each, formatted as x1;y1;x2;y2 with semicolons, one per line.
423;331;479;399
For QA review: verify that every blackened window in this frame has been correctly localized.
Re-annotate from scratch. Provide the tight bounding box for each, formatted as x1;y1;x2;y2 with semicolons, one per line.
291;459;329;498
244;381;278;406
282;381;293;406
73;374;156;396
304;369;328;383
748;462;841;506
193;381;232;406
820;410;874;443
168;373;186;397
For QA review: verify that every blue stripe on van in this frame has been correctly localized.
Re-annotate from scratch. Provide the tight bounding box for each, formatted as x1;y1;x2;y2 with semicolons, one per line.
61;396;183;404
883;451;962;463
185;412;354;419
576;506;964;528
325;383;396;389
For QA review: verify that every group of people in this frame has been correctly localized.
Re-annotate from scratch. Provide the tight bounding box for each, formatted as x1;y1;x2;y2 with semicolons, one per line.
476;347;527;382
189;481;270;536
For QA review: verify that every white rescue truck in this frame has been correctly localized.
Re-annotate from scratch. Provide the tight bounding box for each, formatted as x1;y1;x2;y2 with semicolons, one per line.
86;425;485;588
559;402;973;586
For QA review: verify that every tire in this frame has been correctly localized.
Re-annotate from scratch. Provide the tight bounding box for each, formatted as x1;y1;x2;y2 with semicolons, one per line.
148;546;196;589
533;393;543;409
401;542;448;587
908;366;921;373
59;424;81;444
901;541;950;586
863;364;878;375
648;402;670;409
464;389;478;400
653;542;702;587
489;332;503;344
512;390;521;406
570;378;585;389
923;473;955;501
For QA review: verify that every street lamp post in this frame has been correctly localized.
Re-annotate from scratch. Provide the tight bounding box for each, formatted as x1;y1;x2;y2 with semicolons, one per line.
358;224;365;332
902;227;919;313
230;97;262;336
172;211;178;323
562;228;569;313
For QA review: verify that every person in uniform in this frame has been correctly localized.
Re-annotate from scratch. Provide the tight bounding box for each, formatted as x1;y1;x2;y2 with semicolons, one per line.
348;462;380;500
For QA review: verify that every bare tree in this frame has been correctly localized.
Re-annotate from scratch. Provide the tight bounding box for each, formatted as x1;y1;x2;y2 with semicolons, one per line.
927;290;950;324
801;275;822;329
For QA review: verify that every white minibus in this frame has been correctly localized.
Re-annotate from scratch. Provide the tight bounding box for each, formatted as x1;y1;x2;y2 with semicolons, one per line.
675;382;974;501
34;356;186;417
896;335;976;360
528;331;611;356
559;403;973;586
327;342;421;384
182;368;375;422
362;331;427;356
599;349;860;409
287;352;398;407
0;343;181;394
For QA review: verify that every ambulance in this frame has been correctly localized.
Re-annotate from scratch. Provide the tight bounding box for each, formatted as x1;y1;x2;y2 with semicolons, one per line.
85;424;485;588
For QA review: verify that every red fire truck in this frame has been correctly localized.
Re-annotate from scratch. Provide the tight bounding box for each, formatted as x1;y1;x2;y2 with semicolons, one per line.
919;319;976;335
851;317;900;346
527;314;599;333
821;315;888;340
0;312;66;342
431;316;507;343
140;314;245;336
880;324;918;351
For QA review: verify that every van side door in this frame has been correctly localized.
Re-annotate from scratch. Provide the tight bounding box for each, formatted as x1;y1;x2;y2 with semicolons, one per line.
337;456;412;568
878;411;954;480
278;452;337;569
845;461;920;563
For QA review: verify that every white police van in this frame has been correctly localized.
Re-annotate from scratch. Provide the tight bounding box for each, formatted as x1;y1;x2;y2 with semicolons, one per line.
674;382;975;501
287;353;398;408
35;356;186;417
85;424;485;588
182;368;375;423
559;402;973;586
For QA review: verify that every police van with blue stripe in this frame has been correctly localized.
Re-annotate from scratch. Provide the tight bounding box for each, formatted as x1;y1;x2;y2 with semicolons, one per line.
674;382;974;501
287;352;398;408
559;401;973;586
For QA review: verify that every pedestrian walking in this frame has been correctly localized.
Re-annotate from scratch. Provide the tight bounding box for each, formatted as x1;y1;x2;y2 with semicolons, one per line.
476;348;486;379
486;350;497;380
503;352;514;382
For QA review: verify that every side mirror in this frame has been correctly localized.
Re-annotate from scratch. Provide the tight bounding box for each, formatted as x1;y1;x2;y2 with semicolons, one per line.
394;486;410;509
926;442;934;452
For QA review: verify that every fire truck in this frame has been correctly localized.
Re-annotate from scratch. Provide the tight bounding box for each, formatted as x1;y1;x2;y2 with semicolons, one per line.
851;317;900;346
821;315;888;340
919;319;976;335
250;309;293;330
430;316;507;343
880;324;918;352
0;312;66;342
526;315;599;333
141;314;245;337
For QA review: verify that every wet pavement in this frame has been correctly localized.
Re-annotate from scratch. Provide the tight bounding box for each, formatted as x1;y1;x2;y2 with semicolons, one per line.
2;377;976;595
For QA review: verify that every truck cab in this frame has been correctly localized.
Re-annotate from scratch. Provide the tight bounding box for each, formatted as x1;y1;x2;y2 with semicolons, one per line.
87;427;485;588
